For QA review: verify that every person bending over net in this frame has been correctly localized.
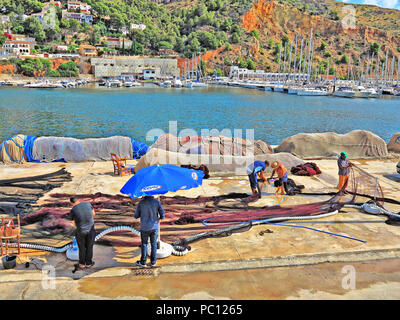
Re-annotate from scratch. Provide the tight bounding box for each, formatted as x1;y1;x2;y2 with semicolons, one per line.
247;160;269;195
269;161;288;195
337;152;352;192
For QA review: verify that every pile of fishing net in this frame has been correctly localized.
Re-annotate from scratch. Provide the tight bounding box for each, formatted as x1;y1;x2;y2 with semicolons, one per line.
291;162;322;176
134;148;304;175
275;130;388;159
150;133;273;156
0;135;149;163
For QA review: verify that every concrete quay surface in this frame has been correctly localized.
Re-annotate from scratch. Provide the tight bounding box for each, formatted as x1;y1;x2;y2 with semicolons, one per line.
0;158;399;299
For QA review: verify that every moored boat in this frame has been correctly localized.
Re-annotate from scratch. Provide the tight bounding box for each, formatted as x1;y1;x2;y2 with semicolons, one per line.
296;86;330;96
333;86;356;98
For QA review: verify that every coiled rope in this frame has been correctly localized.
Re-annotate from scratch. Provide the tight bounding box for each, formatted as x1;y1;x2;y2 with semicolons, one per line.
9;225;188;257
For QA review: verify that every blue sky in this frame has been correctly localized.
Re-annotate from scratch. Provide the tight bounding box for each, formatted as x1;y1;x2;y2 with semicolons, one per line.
336;0;400;9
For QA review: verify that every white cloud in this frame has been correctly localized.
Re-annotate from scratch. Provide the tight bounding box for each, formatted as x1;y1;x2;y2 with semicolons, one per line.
363;0;400;9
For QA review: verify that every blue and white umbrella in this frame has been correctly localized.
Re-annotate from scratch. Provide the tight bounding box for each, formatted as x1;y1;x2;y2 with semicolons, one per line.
120;164;204;198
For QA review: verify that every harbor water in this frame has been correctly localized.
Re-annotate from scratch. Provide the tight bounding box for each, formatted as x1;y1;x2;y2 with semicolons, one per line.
0;85;399;145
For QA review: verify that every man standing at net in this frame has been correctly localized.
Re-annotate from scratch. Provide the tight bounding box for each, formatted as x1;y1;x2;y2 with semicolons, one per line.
134;195;165;268
69;197;96;270
338;152;352;191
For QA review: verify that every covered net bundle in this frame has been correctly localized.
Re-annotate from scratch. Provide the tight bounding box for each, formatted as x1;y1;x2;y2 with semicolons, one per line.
150;133;273;156
0;135;28;164
275;130;389;159
0;135;148;164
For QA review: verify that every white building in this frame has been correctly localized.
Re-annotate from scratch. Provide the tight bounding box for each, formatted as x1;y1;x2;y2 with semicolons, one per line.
131;23;146;31
3;36;36;55
55;45;68;52
67;1;91;12
103;37;133;49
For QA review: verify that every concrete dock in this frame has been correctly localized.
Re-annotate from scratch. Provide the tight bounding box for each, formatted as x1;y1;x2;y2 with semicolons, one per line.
0;158;399;299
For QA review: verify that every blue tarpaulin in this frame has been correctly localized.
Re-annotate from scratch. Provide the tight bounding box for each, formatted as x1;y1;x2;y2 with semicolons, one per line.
24;135;40;162
131;138;149;159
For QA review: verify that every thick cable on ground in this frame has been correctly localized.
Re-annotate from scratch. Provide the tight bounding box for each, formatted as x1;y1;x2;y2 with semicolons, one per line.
10;225;188;257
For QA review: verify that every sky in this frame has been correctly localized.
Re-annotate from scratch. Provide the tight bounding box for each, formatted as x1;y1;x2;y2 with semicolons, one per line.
337;0;400;10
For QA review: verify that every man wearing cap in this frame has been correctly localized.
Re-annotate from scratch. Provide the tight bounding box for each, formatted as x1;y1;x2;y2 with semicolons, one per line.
270;161;288;195
338;152;352;191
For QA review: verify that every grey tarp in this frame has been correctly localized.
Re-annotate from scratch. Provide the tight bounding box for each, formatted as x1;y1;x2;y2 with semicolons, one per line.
274;130;388;159
32;136;133;162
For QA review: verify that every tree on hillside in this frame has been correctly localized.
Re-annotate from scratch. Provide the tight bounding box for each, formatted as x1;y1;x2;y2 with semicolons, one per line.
16;57;51;77
22;16;45;42
58;61;79;77
246;58;256;70
68;19;80;32
369;42;380;55
231;32;240;44
12;25;24;34
238;58;247;68
60;18;70;29
0;34;6;46
250;29;259;40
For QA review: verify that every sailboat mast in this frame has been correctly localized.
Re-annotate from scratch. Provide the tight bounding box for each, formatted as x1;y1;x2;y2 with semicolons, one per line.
277;40;283;81
287;40;293;83
298;37;304;82
309;39;315;82
390;55;395;85
397;54;400;85
384;50;388;83
293;35;298;82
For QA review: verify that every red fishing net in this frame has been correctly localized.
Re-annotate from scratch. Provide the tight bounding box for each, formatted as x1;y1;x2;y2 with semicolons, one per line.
16;164;399;248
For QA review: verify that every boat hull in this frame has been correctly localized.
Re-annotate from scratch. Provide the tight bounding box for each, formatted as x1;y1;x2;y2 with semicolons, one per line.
333;91;355;98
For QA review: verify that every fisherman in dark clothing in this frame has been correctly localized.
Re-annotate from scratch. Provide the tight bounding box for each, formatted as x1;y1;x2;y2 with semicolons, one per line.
69;197;96;270
337;152;352;191
134;195;165;268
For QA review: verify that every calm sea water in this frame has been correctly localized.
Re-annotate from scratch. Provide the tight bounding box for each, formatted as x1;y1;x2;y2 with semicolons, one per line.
0;84;399;145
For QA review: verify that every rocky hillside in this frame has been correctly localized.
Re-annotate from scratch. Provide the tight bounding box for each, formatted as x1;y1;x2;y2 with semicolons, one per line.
0;0;398;78
167;0;400;77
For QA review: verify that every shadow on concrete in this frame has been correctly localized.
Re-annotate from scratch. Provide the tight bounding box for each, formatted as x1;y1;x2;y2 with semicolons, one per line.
384;174;400;183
